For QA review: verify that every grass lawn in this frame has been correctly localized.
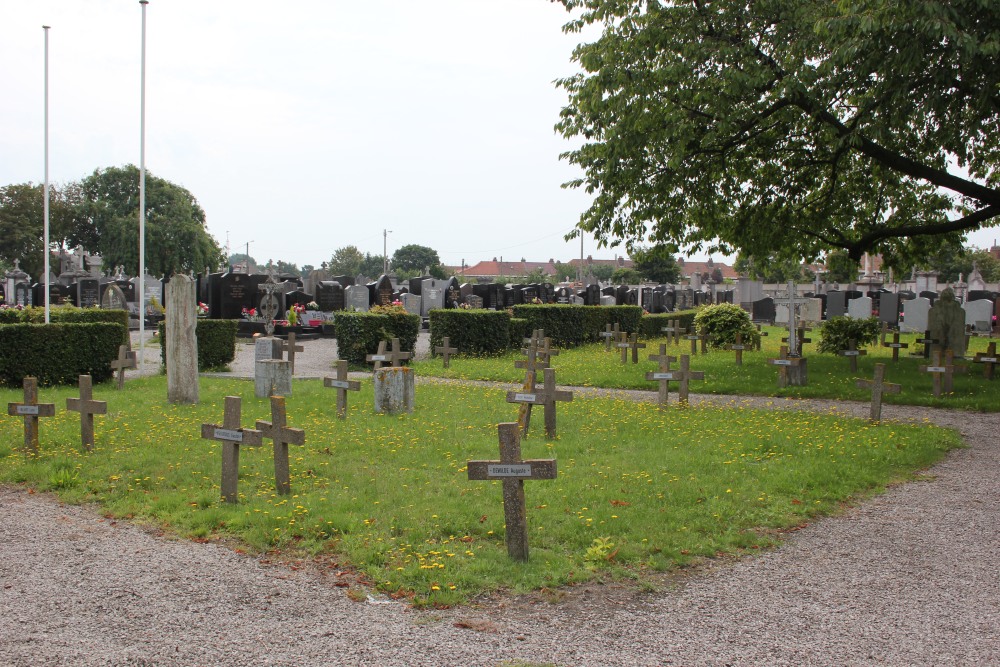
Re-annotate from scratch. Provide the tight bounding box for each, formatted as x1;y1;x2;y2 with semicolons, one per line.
0;374;962;606
411;326;1000;412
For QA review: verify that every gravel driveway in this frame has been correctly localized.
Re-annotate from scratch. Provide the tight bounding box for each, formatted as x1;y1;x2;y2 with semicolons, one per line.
2;334;998;666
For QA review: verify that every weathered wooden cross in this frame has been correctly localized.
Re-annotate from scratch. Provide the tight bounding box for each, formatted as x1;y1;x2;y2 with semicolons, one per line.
281;332;304;374
754;324;768;351
973;342;998;380
649;353;704;405
772;280;804;356
526;336;559;367
767;345;806;389
914;330;939;359
617;333;646;364
467;422;557;562
367;338;410;370
66;374;107;452
725;333;747;366
513;345;548;433
855;363;901;423
256;395;306;496
200;396;263;503
919;349;967;397
838;339;868;372
880;327;909;362
782;326;812;355
111;344;137;390
323;360;361;419
645;344;678;407
434;336;459;368
7;377;56;454
661;319;684;345
506;367;573;438
600;323;621;351
683;331;702;355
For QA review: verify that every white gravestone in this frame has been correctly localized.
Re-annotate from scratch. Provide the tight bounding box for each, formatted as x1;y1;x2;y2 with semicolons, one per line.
847;296;873;319
800;298;823;323
901;297;931;333
401;292;421;316
964;299;993;331
345;285;369;312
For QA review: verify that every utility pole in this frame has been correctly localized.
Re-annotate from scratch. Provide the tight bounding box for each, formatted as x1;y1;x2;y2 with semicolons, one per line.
383;229;392;275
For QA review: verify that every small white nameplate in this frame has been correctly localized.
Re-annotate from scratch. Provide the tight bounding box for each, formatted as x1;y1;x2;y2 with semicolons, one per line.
730;345;745;350
978;357;998;363
772;360;793;366
925;366;946;373
842;351;861;356
514;393;537;402
616;343;630;348
214;428;244;442
652;373;677;380
15;405;39;416
888;343;905;348
600;332;614;338
487;464;531;477
369;355;387;361
327;380;351;389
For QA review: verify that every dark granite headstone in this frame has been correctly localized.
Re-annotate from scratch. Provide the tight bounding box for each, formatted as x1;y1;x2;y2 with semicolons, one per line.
219;272;255;319
752;297;776;324
967;290;994;303
14;282;33;306
76;278;100;308
827;290;846;318
445;277;461;308
315;281;344;311
879;292;901;326
920;290;938;306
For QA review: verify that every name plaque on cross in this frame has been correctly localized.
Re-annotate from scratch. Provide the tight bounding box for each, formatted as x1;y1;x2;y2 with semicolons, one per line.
16;405;39;416
214;428;244;442
326;379;352;389
979;357;998;363
843;351;861;357
514;393;537;402
925;366;947;373
488;464;532;477
651;372;678;380
773;360;793;366
369;355;387;361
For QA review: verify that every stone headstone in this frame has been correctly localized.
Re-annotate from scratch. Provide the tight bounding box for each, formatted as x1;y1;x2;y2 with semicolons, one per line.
963;299;993;331
465;294;484;309
928;288;967;357
219;272;254;319
76;278;100;308
919;290;938;306
345;285;369;312
100;283;128;311
879;292;901;327
421;278;446;317
826;290;846;318
401;292;421;316
847;296;873;319
373;367;414;414
373;274;394;307
799;298;822;324
751;297;775;324
445;277;462;308
315;281;345;312
901;297;931;333
599;295;616;306
166;275;199;404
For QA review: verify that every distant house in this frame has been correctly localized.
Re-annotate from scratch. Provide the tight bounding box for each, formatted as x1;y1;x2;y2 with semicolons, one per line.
459;258;558;282
676;257;738;281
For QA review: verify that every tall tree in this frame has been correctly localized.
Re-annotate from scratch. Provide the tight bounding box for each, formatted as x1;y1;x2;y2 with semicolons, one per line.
631;246;680;284
78;165;224;276
391;244;444;277
555;0;1000;266
328;245;365;277
0;182;90;279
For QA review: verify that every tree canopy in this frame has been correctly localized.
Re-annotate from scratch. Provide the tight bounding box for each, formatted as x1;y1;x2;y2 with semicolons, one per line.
631;246;680;283
0;182;88;278
555;0;1000;267
391;244;445;278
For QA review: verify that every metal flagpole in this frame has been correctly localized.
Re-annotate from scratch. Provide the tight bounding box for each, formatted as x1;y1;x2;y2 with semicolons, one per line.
138;0;149;373
43;25;51;324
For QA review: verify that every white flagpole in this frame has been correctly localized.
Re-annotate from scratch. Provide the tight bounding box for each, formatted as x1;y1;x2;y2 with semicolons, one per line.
43;25;51;323
138;0;149;373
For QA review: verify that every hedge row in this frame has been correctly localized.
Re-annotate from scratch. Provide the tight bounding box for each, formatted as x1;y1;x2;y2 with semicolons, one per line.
157;319;239;371
509;305;645;347
0;305;129;333
331;311;420;365
428;310;512;357
639;309;701;338
0;322;127;387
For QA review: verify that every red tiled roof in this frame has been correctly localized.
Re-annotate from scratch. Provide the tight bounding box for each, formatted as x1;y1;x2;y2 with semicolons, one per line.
461;260;557;278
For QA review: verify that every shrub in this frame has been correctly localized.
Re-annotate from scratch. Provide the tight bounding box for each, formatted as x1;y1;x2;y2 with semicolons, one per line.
693;304;760;349
510;305;644;347
332;310;420;365
428;309;511;357
639;309;701;338
0;306;128;345
157;319;239;371
0;322;126;386
818;316;882;354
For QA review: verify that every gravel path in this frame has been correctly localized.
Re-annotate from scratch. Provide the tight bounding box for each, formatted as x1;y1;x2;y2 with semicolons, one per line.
2;335;998;666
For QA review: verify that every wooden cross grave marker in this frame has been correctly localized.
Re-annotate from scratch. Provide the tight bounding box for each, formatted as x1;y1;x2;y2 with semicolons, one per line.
281;331;304;374
838;339;868;373
513;345;548;433
880;327;909;362
661;319;684;345
600;323;621;351
617;333;646;364
914;330;939;359
919;349;967;398
683;331;702;355
725;333;747;366
256;395;306;496
200;396;263;503
855;363;901;423
467;422;557;562
522;335;559;367
506;367;573;438
754;324;768;351
645;344;677;407
7;377;56;454
434;336;459;368
323;360;361;419
66;374;107;452
767;345;806;389
366;338;411;371
973;342;999;380
646;352;704;406
111;344;137;390
782;326;813;355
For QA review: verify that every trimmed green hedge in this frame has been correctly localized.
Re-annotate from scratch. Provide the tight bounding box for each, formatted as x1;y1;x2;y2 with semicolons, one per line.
0;306;128;339
510;305;644;347
0;322;126;387
428;310;512;357
639;309;701;338
509;318;530;348
157;319;239;371
332;311;420;365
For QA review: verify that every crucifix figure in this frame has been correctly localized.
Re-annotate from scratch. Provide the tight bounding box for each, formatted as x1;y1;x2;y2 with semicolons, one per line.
467;422;557;562
506;367;573;438
855;363;901;423
200;396;263;503
7;377;56;454
259;266;281;337
323;360;361;418
66;374;107;451
256;395;306;496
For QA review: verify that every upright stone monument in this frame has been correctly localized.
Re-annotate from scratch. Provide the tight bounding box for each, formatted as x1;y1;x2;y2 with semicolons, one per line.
166;274;199;404
928;288;968;358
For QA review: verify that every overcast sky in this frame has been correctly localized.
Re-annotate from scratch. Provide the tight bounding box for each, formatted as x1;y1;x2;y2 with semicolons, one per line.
2;1;996;274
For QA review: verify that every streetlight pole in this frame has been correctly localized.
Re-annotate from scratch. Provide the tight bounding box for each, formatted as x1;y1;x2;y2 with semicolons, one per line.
138;0;148;373
383;229;392;275
43;25;51;324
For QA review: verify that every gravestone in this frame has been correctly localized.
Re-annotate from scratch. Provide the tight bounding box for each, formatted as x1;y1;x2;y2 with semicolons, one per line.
855;364;901;423
401;292;421;316
315;280;345;312
323;360;361;419
255;396;306;496
751;297;775;324
8;377;56;454
76;278;100;308
826;290;846;318
166;275;199;404
218;272;254;320
919;349;967;397
255;359;292;398
66;375;107;451
445;277;462;308
111;344;137;390
434;336;459;368
464;294;484;309
506;368;572;439
879;293;901;327
963;299;993;331
100;283;128;312
847;296;873;319
373;274;394;307
345;285;370;312
421;278;446;317
799;298;822;324
600;295;616;306
928;288;968;357
919;290;938;306
901;297;931;333
768;346;807;387
973;343;998;380
374;367;415;414
200;396;263;503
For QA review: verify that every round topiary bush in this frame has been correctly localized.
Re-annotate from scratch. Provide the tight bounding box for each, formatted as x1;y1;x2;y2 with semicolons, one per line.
817;316;881;354
692;303;760;349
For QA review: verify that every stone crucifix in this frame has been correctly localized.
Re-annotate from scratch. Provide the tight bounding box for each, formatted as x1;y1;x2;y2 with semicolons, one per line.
434;336;459;368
